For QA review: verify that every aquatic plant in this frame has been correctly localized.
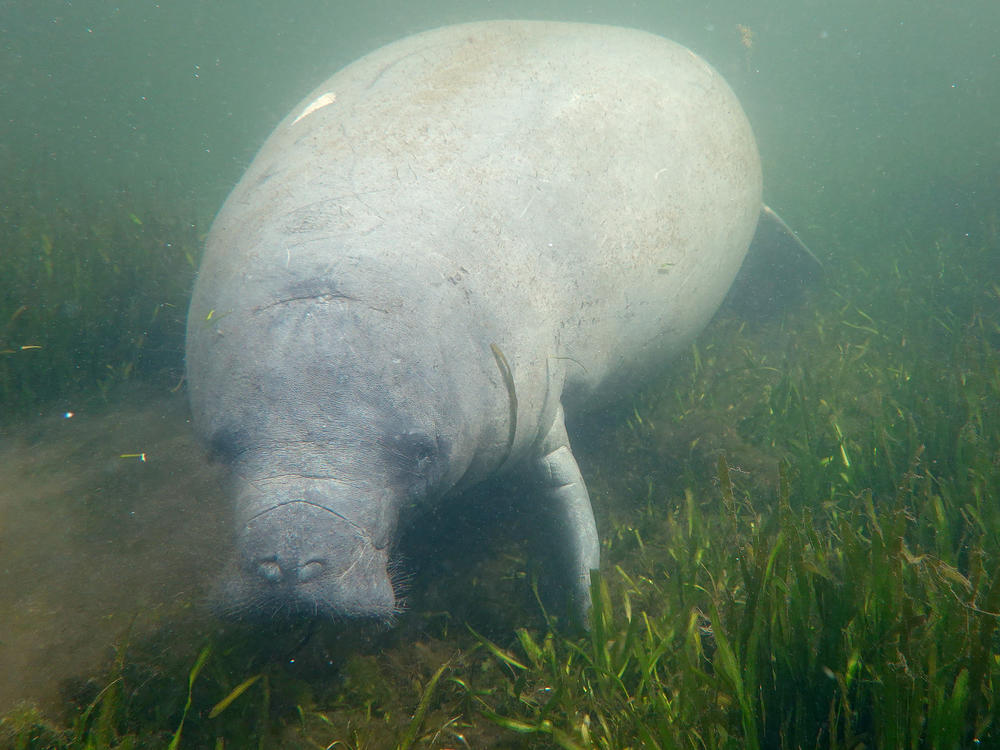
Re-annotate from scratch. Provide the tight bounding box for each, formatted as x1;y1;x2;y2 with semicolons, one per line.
0;190;200;418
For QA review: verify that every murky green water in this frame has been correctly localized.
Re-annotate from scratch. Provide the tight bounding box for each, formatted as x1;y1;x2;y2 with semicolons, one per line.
1;1;998;747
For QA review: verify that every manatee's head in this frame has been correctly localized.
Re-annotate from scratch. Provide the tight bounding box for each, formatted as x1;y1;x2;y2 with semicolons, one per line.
212;429;446;622
187;263;492;622
200;357;459;622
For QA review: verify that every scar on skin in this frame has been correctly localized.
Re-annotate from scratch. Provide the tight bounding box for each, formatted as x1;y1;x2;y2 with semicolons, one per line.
292;92;337;125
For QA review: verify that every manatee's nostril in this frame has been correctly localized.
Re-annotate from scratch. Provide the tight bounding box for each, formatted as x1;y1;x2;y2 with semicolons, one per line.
257;559;283;583
298;560;325;583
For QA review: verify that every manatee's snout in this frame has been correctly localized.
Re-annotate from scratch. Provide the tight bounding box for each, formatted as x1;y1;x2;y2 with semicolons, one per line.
219;500;397;621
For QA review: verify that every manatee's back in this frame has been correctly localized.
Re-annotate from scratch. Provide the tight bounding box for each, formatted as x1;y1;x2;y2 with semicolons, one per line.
191;21;761;422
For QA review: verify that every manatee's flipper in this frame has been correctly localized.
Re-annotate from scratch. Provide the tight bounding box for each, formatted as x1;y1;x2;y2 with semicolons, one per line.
533;404;600;622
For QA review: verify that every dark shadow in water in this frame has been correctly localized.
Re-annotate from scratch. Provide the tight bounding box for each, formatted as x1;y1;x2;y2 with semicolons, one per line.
722;205;826;321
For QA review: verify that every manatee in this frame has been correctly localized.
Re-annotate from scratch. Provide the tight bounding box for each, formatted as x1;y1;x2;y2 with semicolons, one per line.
186;20;767;622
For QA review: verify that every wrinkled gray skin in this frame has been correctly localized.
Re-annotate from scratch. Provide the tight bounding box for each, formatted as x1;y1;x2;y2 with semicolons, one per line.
186;21;762;622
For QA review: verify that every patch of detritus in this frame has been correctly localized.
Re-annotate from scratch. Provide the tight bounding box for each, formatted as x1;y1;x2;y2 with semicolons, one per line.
0;385;229;716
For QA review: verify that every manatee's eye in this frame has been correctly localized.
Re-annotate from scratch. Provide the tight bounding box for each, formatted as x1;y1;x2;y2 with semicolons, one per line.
210;426;249;461
396;431;438;470
387;431;449;494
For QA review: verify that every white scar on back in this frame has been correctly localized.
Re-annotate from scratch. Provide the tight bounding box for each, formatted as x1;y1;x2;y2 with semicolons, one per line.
292;92;337;125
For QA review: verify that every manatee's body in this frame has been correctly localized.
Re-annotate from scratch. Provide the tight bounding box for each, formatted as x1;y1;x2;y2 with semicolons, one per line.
186;21;762;620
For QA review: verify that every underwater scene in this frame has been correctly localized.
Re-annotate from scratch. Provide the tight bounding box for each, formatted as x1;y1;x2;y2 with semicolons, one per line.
1;1;998;748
